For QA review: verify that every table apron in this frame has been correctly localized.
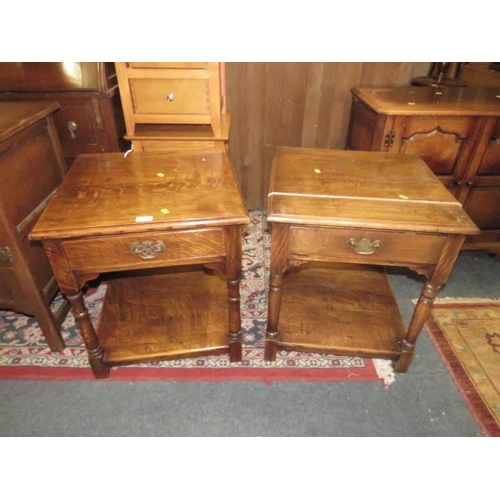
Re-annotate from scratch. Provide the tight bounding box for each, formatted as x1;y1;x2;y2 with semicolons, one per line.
288;225;448;267
62;228;226;273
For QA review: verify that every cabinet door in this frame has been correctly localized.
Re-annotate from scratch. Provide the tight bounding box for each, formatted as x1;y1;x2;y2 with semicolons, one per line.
461;118;500;230
346;97;393;152
390;115;483;196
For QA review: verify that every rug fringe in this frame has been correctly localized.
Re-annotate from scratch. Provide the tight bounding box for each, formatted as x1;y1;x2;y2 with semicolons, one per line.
412;297;500;305
373;358;396;386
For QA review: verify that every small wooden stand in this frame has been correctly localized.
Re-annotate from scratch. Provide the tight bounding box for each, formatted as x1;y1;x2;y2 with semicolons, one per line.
264;147;479;372
30;149;249;379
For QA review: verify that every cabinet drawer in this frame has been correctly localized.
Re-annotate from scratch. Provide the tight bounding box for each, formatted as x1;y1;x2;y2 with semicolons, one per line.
288;226;447;266
51;99;107;157
63;228;225;272
130;79;210;117
0;94;110;159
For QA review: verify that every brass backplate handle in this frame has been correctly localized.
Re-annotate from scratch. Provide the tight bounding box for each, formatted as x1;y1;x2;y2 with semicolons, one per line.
0;246;13;263
130;240;166;259
67;121;77;140
347;238;383;255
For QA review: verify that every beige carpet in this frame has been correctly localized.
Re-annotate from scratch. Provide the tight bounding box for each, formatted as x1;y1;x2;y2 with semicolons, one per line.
425;299;500;437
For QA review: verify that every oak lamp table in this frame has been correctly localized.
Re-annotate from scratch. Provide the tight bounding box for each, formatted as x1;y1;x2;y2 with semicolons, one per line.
265;147;479;372
30;150;249;379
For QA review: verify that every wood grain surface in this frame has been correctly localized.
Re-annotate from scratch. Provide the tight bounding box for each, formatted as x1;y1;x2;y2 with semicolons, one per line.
30;149;249;240
98;269;229;365
352;87;500;116
267;147;479;234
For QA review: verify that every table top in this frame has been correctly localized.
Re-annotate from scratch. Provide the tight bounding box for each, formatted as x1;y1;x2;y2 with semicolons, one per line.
267;147;479;235
0;101;60;143
30;150;249;240
352;86;500;116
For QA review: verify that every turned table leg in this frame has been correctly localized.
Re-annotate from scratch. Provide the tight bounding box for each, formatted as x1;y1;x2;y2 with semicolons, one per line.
395;234;465;372
42;240;109;379
265;223;290;362
225;225;243;362
66;291;109;379
265;271;285;361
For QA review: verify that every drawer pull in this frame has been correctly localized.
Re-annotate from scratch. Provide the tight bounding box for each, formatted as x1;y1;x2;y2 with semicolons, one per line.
166;93;175;102
130;240;166;259
67;121;77;140
0;246;13;263
347;238;383;255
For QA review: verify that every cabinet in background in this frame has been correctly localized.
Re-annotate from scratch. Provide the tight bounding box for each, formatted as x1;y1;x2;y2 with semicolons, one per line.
0;102;70;351
346;86;500;255
0;63;128;164
459;63;500;87
115;62;230;151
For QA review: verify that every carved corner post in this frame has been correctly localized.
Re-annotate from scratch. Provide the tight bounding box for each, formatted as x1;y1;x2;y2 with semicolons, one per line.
224;225;244;362
42;240;109;379
264;223;290;362
395;234;466;372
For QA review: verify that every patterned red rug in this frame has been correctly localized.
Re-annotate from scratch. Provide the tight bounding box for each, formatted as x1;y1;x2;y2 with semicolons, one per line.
0;211;393;384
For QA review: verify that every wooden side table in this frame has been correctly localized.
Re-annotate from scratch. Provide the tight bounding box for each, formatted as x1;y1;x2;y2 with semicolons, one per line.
30;149;249;379
265;147;479;372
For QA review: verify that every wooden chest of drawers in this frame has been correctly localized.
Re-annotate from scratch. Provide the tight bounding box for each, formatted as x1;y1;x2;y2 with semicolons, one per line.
115;62;229;151
346;86;500;255
0;102;70;351
0;63;128;164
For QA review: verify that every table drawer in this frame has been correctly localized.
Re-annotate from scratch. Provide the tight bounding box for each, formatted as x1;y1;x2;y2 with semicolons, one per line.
64;228;225;272
288;226;447;266
130;78;210;117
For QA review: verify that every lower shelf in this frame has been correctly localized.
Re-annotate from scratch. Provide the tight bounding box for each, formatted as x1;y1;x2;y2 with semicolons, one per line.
97;269;229;366
277;263;406;358
127;114;231;151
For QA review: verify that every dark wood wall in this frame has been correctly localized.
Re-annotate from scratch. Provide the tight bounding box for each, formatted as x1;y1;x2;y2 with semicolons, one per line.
225;62;430;209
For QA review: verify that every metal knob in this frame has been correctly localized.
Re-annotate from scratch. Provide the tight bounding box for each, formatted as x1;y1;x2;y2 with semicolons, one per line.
67;121;77;140
166;93;175;101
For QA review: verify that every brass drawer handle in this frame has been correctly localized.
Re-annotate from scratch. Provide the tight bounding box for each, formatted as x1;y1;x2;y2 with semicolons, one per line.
0;246;13;263
67;121;77;140
347;238;383;255
166;93;175;101
130;240;166;259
